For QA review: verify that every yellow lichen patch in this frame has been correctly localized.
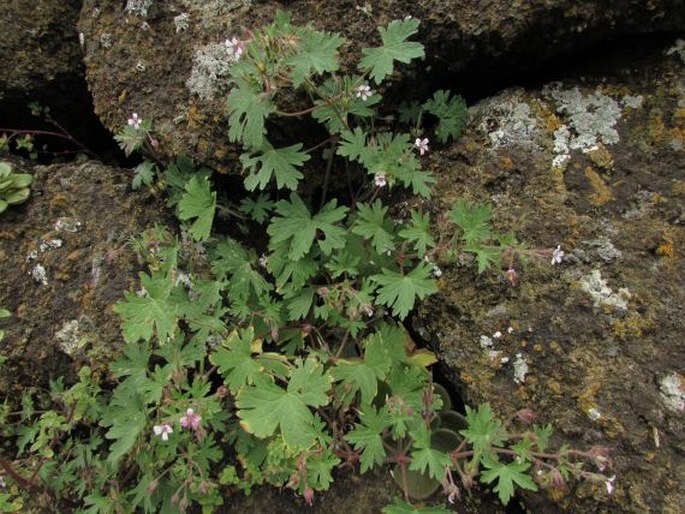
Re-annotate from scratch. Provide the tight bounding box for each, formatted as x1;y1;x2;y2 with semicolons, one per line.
669;126;685;147
656;232;675;258
186;104;206;131
647;108;667;143
529;98;562;133
584;166;614;205
49;192;70;211
671;180;685;197
499;156;515;171
547;378;563;396
587;145;614;170
611;312;654;340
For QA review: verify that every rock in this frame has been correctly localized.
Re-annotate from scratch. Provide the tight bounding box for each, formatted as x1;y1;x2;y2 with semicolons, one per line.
0;158;169;394
77;0;685;171
0;0;83;97
413;40;685;512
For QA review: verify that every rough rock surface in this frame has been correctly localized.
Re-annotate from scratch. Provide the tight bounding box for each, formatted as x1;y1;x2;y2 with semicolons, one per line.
0;0;83;97
77;0;685;171
0;159;168;394
413;40;685;512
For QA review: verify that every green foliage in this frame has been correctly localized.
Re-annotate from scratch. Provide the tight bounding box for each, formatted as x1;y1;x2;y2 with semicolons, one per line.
360;18;425;84
0;161;32;214
267;193;348;260
177;175;216;241
480;456;538;505
237;357;332;449
241;143;310;191
0;11;605;514
372;263;437;319
423;90;468;143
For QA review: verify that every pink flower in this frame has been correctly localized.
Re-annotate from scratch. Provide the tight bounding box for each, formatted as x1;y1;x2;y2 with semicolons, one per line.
605;475;616;495
356;84;373;101
127;113;141;130
414;137;429;155
374;172;387;188
180;408;201;430
153;423;173;441
225;37;244;60
551;245;564;265
303;486;314;506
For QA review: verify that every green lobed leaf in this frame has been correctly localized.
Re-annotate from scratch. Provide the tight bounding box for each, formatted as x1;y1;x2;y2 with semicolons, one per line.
114;273;178;344
423;90;468;144
132;161;157;190
227;79;276;150
408;423;452;481
372;262;437;319
352;200;396;253
466;243;502;274
241;143;310;191
459;403;508;455
237;357;332;449
449;199;493;246
239;193;274;224
360;18;425;84
345;405;390;472
287;29;345;87
210;328;264;393
177;175;217;241
398;210;435;257
267;193;348;261
480;456;538;505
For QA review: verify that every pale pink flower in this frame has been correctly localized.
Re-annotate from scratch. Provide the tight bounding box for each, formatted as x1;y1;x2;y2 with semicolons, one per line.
551;245;564;265
225;37;244;60
180;408;201;430
127;113;141;130
605;475;616;495
153;423;173;441
374;172;387;188
414;137;429;155
356;84;373;101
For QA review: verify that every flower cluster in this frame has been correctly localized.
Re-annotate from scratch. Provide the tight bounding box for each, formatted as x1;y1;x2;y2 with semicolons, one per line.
153;408;202;441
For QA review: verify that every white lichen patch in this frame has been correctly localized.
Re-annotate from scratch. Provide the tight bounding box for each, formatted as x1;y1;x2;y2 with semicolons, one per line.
174;13;191;33
658;372;685;413
513;353;529;384
621;95;643;109
186;42;235;100
666;39;685;64
587;407;602;421
56;319;83;356
125;0;153;17
54;217;82;233
477;93;539;149
543;84;623;166
578;269;631;311
30;264;48;286
585;236;622;262
479;335;494;349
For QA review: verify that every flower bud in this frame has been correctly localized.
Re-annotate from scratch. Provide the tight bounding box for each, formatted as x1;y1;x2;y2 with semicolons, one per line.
303;486;315;506
515;408;537;424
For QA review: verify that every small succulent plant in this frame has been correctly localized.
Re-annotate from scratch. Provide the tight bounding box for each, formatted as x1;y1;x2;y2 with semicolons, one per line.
0;161;32;214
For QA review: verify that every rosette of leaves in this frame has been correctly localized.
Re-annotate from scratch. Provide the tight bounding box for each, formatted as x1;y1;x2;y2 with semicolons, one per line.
0;161;32;214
